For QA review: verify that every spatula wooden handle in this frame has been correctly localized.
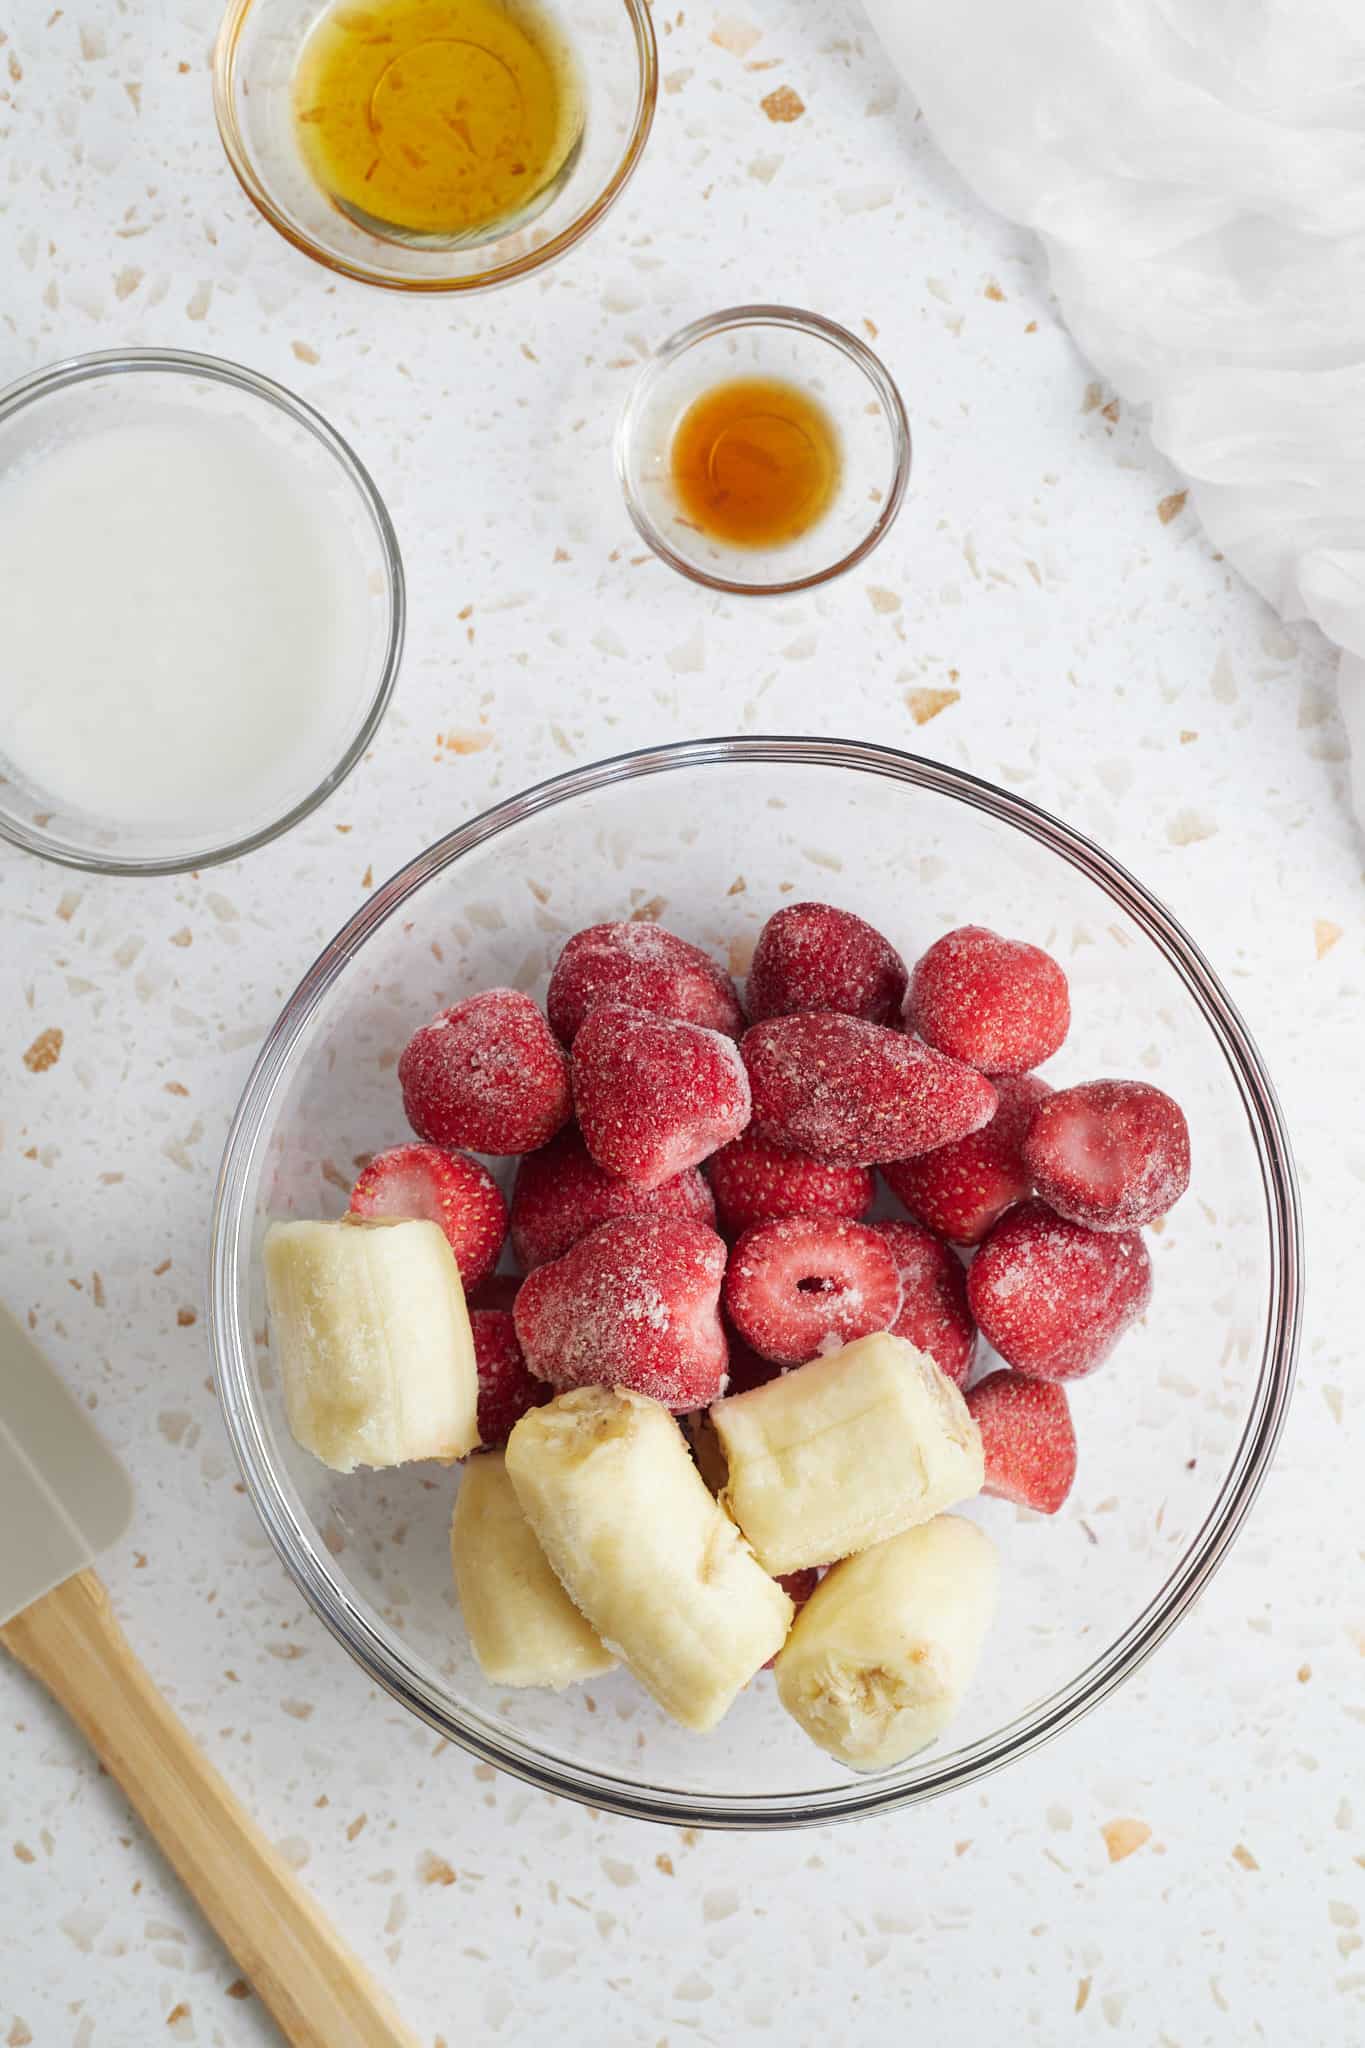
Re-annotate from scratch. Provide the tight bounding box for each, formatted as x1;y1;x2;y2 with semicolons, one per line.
1;1569;421;2048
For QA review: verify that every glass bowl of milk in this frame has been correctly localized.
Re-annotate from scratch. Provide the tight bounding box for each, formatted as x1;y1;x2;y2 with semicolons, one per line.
0;349;404;874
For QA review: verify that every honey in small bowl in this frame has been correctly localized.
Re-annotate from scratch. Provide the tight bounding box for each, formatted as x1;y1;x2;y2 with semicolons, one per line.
292;0;583;247
669;377;841;550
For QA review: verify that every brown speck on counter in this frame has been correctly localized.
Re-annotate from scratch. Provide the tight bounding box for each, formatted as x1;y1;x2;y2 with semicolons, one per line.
655;1853;674;1876
225;1981;250;2000
291;341;320;364
13;1842;36;1864
1157;489;1188;524
346;1813;368;1840
418;1851;457;1886
22;1026;62;1073
1101;1817;1151;1863
164;2004;189;2029
1232;1843;1260;1870
1075;1976;1091;2013
710;17;761;57
176;1307;196;1327
761;84;805;123
907;686;960;726
1314;919;1343;959
1024;319;1038;332
169;926;192;947
984;279;1004;301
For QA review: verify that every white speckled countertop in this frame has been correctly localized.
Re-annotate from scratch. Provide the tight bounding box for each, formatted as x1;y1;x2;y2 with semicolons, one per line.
1;4;1361;2044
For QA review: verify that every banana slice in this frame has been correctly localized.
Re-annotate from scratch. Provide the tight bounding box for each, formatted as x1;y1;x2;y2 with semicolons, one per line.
505;1387;793;1732
452;1453;614;1690
710;1331;983;1574
775;1514;999;1769
263;1216;479;1473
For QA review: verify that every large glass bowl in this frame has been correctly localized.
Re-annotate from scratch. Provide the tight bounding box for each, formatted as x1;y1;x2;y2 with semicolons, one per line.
209;738;1301;1828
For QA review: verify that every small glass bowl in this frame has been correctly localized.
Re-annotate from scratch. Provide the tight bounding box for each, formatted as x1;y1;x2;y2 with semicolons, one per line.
213;0;657;292
209;737;1301;1829
0;350;403;877
616;307;911;594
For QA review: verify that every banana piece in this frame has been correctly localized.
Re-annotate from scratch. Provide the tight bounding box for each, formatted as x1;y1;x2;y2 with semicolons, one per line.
452;1453;615;1689
263;1216;479;1472
710;1331;983;1575
775;1514;999;1769
505;1386;793;1731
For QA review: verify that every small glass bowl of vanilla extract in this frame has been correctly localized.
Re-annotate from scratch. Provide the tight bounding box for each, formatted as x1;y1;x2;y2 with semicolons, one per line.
616;307;911;596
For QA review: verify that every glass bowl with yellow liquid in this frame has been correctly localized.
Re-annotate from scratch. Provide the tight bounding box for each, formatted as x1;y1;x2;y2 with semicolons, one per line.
617;307;912;596
214;0;656;290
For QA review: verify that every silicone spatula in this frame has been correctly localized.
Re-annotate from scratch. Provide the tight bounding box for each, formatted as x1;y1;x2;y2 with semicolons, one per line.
0;1302;419;2047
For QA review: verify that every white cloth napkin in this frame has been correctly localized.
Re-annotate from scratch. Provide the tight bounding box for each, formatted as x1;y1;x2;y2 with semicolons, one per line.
862;0;1365;817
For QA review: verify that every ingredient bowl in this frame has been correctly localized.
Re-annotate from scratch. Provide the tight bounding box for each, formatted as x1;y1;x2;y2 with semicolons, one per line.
209;737;1300;1827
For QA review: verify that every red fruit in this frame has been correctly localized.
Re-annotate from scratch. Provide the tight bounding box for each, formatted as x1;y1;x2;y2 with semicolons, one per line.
348;1143;507;1293
1022;1079;1191;1232
706;1130;873;1238
907;926;1070;1075
763;1566;822;1667
547;921;745;1046
468;1272;522;1315
399;989;571;1156
967;1199;1152;1381
724;1217;903;1366
471;1310;551;1451
882;1074;1053;1245
966;1370;1077;1514
871;1220;976;1387
510;1126;716;1270
746;902;908;1027
722;1326;786;1396
513;1215;728;1410
571;1003;751;1189
742;1012;997;1167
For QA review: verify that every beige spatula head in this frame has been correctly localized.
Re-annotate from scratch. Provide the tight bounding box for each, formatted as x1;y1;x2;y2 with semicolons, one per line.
0;1301;133;1625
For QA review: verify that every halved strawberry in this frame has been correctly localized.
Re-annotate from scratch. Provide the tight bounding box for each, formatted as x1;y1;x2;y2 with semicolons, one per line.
471;1309;551;1450
967;1199;1152;1380
571;1003;751;1189
872;1219;976;1386
706;1129;873;1238
547;921;745;1046
966;1370;1077;1513
746;902;907;1026
511;1126;715;1270
348;1143;507;1293
882;1073;1052;1245
1023;1078;1190;1231
907;926;1070;1075
723;1217;903;1365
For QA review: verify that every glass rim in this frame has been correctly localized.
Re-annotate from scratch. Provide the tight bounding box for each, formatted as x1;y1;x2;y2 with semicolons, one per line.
208;735;1302;1829
212;0;659;294
614;306;913;596
0;346;405;878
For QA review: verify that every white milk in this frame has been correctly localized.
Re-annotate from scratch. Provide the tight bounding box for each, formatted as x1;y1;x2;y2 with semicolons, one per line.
0;400;377;841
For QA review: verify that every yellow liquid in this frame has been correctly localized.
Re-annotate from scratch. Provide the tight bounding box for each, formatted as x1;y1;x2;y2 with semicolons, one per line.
670;378;841;549
293;0;582;245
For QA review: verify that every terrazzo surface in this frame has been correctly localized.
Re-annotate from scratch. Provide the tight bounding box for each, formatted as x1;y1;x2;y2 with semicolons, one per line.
1;3;1362;2043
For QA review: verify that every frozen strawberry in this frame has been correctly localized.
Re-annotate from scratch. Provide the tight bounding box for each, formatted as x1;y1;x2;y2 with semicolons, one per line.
882;1074;1053;1245
547;921;745;1046
966;1370;1077;1514
399;989;571;1156
468;1271;522;1315
513;1215;728;1410
571;1003;750;1189
471;1309;551;1450
722;1325;786;1396
871;1220;976;1386
510;1126;716;1270
746;902;908;1027
742;1011;997;1167
348;1143;507;1293
706;1129;873;1238
1023;1079;1190;1232
724;1217;903;1366
763;1566;822;1667
967;1199;1152;1381
907;926;1070;1075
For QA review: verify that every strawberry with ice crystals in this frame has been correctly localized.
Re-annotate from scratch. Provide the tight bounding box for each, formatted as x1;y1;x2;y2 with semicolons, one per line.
471;1310;551;1450
723;1217;903;1366
399;989;571;1156
882;1074;1052;1245
571;1004;750;1189
966;1370;1077;1514
872;1220;976;1386
511;1126;716;1269
907;926;1070;1075
967;1199;1152;1381
706;1129;873;1238
513;1215;729;1410
348;1144;507;1293
1023;1079;1190;1232
742;1011;997;1167
746;902;908;1027
547;921;745;1046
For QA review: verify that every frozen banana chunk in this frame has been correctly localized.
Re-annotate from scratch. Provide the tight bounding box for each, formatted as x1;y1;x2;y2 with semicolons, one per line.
775;1514;999;1769
263;1216;479;1473
452;1453;614;1690
710;1331;983;1574
505;1386;793;1732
